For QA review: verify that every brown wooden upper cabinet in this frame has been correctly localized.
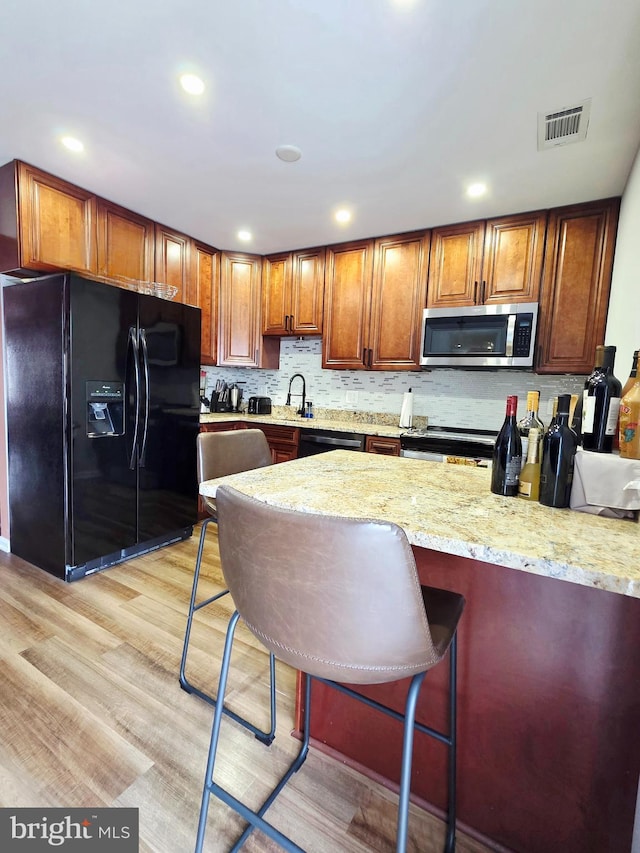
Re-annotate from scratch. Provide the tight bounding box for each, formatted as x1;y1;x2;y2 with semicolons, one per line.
262;247;325;336
218;251;279;368
154;224;191;302
535;198;620;374
323;231;430;370
191;241;219;366
96;199;154;285
427;211;546;308
0;160;97;275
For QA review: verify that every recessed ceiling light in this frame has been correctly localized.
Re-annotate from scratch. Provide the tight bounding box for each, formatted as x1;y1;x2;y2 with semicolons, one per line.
61;136;84;153
180;73;205;95
335;209;352;224
237;230;252;242
466;182;487;198
275;145;302;163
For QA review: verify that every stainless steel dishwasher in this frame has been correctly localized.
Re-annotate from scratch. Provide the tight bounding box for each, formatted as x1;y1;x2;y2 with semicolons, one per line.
298;428;366;456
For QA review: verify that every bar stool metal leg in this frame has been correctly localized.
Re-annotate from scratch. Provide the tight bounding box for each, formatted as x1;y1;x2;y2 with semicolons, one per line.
445;632;458;853
396;670;428;852
195;614;311;853
180;518;276;745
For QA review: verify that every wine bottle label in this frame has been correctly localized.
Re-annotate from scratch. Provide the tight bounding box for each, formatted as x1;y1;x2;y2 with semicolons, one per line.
505;457;521;485
518;480;532;497
582;392;595;433
604;398;621;435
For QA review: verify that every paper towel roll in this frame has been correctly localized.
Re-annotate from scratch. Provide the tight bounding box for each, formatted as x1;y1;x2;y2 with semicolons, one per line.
399;389;413;428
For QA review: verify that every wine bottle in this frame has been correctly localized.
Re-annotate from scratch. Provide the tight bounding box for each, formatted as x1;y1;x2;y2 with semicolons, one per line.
581;345;622;453
619;374;640;459
491;395;522;497
569;393;582;443
616;349;639;451
518;427;541;500
517;391;544;461
539;394;578;508
620;350;639;399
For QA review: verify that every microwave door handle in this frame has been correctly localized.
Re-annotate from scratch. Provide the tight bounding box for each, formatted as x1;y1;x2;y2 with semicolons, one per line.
505;315;516;357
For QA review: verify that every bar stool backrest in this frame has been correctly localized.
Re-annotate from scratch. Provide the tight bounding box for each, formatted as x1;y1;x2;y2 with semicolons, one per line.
216;485;445;685
197;430;272;516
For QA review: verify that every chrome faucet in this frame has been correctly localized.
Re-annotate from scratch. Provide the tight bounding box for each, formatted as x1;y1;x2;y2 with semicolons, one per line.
286;373;306;416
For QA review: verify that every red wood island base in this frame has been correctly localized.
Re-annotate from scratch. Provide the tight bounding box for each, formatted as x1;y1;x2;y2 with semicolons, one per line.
295;548;640;853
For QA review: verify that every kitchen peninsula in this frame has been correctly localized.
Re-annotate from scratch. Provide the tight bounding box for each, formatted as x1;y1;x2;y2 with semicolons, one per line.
201;451;640;853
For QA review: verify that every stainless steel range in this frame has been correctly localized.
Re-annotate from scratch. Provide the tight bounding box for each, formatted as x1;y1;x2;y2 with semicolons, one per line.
400;426;497;466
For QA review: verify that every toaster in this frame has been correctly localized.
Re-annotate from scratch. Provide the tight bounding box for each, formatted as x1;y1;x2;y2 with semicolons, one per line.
247;396;272;415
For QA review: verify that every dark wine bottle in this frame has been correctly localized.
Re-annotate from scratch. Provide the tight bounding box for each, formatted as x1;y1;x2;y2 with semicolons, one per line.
491;395;522;497
581;345;622;452
539;394;578;508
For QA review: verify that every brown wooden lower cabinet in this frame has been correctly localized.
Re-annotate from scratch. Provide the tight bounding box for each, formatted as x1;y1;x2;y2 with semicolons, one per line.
365;435;401;456
296;548;640;853
257;424;300;463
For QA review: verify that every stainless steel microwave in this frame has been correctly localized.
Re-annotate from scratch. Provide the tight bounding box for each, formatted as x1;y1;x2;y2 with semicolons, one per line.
420;302;539;368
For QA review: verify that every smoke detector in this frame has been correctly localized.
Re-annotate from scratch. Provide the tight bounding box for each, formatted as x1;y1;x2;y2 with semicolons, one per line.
538;99;591;150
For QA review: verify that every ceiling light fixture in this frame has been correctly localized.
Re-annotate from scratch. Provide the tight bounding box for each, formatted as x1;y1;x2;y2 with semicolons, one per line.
61;135;84;153
237;230;252;242
275;145;302;163
335;209;352;224
180;73;205;95
466;182;487;198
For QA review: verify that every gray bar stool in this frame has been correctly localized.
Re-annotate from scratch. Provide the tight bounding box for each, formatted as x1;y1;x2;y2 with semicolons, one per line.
195;485;465;853
179;429;276;743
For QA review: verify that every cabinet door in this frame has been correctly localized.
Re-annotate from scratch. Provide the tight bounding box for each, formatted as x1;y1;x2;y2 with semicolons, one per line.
536;199;620;374
154;225;191;301
369;231;430;370
218;252;279;367
427;221;484;307
322;240;374;369
482;211;546;304
259;424;300;463
193;242;219;366
290;247;325;335
365;436;401;456
96;199;154;286
17;162;96;274
262;253;291;335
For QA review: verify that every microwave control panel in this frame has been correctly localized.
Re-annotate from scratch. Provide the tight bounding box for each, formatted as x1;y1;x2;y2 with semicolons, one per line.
513;313;534;357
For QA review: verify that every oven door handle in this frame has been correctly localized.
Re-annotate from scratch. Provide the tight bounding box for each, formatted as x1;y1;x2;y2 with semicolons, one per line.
400;449;445;461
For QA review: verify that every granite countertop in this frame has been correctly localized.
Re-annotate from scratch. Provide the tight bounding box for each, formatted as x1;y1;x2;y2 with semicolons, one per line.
200;450;640;599
200;407;413;438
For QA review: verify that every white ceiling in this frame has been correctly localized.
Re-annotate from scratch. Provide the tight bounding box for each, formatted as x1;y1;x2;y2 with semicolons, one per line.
2;0;640;255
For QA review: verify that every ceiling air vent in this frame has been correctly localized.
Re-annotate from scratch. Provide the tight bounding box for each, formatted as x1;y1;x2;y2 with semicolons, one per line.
538;99;591;150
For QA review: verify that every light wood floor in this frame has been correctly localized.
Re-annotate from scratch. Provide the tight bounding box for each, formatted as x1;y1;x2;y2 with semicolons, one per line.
0;526;494;853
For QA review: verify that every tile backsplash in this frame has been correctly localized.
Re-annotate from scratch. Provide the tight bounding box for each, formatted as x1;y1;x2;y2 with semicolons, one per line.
201;338;584;431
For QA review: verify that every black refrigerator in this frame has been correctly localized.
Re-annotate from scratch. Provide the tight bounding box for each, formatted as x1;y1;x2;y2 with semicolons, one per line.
4;273;201;581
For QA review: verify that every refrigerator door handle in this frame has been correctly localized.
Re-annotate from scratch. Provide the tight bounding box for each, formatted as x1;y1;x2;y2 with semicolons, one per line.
138;328;151;467
128;326;142;470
